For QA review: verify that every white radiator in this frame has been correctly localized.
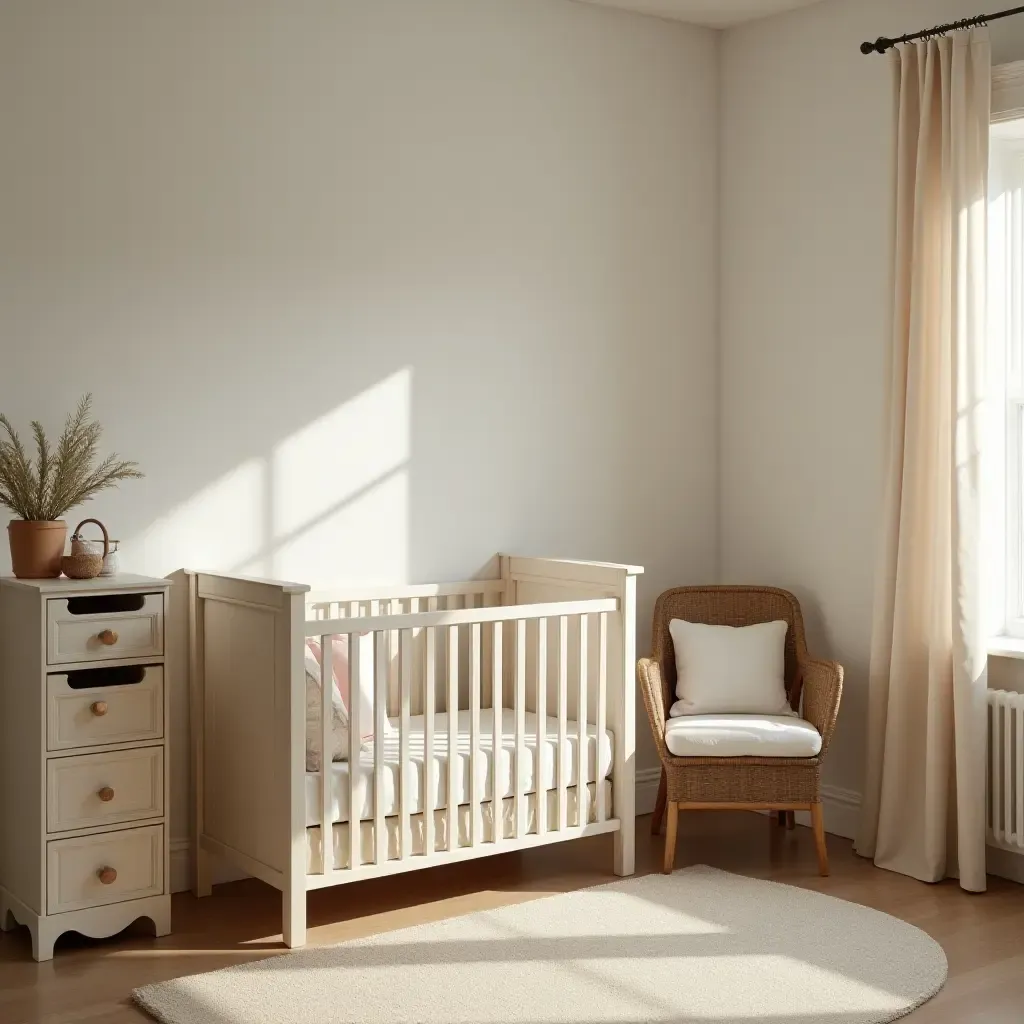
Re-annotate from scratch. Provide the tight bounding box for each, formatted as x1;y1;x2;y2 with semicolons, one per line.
988;689;1024;851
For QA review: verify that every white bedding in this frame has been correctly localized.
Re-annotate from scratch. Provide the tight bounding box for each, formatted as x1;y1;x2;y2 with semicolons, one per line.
305;708;614;827
307;781;611;871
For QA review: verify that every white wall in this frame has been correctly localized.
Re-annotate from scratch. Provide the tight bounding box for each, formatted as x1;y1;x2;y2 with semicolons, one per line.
720;0;1024;808
0;0;720;857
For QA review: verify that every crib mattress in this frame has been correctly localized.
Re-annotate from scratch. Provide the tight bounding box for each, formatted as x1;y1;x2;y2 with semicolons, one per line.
305;709;613;827
307;781;611;871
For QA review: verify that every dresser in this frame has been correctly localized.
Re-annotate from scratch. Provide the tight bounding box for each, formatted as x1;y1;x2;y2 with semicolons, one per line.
0;574;171;961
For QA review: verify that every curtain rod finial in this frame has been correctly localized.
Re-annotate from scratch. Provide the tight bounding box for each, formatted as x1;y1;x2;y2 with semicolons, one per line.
861;36;893;55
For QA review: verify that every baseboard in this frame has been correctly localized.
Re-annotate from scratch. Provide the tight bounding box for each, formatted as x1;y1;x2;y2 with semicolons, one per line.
987;842;1024;884
170;839;190;894
794;786;862;840
169;838;249;894
635;767;663;816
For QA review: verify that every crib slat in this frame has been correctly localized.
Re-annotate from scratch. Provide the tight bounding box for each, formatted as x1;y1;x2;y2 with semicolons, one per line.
389;606;400;720
447;625;459;852
596;612;607;823
410;597;421;717
424;626;436;857
374;632;387;865
514;619;526;838
470;623;482;846
348;633;361;872
400;628;412;859
557;616;568;831
492;622;503;845
535;619;547;837
320;634;333;874
577;615;589;828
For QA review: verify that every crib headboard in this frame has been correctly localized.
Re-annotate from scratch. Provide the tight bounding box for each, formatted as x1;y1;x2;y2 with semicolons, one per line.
187;572;310;892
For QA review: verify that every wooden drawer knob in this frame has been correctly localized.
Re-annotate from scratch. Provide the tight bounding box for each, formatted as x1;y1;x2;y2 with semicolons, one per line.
97;629;119;646
90;701;109;717
97;786;115;803
97;866;117;885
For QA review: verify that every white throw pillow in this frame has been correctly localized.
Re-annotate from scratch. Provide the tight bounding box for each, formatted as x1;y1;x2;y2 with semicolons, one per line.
668;618;794;718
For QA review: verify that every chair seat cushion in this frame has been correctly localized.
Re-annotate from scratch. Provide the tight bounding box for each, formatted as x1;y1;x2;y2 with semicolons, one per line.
664;714;822;758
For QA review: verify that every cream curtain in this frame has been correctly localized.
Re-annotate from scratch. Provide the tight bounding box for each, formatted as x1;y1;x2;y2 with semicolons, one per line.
856;32;990;892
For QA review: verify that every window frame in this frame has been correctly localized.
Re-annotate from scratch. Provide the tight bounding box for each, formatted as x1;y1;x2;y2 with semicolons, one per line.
991;63;1024;639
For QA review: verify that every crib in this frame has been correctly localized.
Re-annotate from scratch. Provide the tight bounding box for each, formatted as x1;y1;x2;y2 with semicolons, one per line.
187;555;641;947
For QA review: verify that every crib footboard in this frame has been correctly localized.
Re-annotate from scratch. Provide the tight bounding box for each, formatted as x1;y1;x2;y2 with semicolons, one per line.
502;555;641;876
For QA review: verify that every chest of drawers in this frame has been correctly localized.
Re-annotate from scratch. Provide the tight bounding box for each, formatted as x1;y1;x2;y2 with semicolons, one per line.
0;574;171;960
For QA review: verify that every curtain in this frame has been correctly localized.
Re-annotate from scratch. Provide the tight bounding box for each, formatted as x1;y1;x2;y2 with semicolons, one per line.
855;32;990;892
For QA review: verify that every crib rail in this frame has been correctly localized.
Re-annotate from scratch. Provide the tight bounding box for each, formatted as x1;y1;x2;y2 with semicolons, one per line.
308;597;617;878
307;598;616;635
307;580;505;621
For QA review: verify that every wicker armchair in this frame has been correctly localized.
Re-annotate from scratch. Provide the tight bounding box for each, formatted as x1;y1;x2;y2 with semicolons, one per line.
637;586;843;876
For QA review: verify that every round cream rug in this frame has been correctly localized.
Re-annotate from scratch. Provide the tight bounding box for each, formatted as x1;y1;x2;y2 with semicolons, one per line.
134;865;947;1024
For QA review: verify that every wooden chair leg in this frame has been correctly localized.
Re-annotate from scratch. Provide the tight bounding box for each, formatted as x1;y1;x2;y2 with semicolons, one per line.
785;810;796;830
810;802;829;876
662;801;679;874
651;769;667;835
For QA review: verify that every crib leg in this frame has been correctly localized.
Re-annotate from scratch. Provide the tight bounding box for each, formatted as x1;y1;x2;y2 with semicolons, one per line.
282;886;307;949
614;819;635;877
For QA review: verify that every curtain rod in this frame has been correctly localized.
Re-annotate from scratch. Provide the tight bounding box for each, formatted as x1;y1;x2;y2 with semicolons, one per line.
860;4;1024;55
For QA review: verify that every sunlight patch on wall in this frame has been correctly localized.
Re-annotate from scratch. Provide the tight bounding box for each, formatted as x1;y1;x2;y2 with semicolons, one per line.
251;466;408;587
259;368;410;586
128;369;411;586
131;459;266;574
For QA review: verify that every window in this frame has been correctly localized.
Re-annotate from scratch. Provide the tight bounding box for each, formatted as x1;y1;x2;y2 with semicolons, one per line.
990;119;1024;638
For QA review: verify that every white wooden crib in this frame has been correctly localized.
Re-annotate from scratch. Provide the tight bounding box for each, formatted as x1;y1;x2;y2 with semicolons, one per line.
187;555;641;947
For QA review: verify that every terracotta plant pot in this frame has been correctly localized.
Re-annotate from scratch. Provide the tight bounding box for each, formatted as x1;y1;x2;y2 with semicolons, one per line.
8;520;67;579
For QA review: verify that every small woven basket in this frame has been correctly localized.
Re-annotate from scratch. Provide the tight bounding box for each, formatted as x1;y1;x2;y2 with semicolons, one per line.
61;518;110;580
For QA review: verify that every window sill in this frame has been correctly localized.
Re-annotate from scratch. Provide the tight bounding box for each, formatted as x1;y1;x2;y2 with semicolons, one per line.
988;635;1024;660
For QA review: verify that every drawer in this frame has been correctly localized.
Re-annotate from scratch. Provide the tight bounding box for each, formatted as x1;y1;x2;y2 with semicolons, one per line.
47;747;163;833
47;825;163;915
47;666;164;751
47;593;164;666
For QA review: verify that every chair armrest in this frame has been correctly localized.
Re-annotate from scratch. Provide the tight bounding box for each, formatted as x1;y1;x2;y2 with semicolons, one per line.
798;655;844;757
637;657;671;763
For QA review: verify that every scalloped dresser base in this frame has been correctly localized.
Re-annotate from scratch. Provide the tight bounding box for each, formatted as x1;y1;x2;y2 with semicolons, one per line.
1;887;170;961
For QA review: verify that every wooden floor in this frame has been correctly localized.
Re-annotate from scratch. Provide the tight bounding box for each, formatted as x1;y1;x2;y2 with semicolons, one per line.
2;812;1023;1023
